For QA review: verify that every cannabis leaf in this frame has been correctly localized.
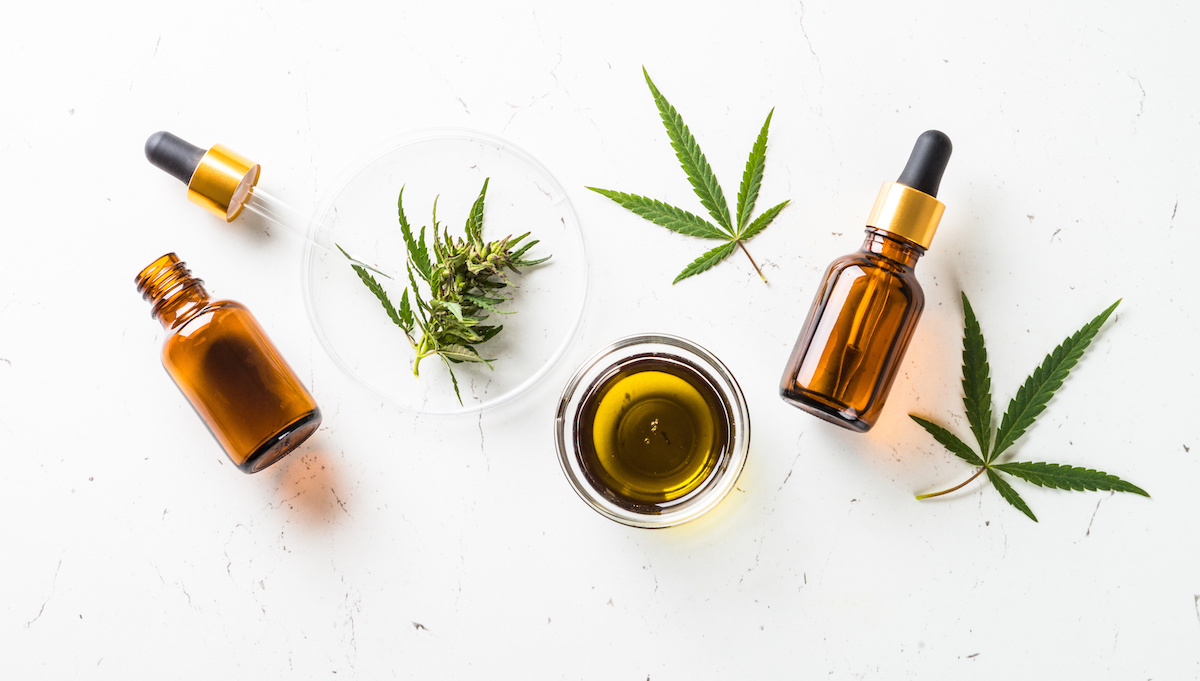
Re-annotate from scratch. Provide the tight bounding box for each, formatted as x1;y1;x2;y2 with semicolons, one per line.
339;244;413;340
341;179;550;404
910;293;1146;522
587;68;789;284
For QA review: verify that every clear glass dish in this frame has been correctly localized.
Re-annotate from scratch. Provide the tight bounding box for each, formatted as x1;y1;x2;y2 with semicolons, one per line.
555;334;750;528
303;129;587;414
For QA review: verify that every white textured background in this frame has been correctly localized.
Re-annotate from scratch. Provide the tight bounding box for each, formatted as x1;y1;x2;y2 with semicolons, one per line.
2;1;1197;678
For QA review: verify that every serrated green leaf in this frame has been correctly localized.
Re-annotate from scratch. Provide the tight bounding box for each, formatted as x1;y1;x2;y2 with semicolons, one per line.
909;415;985;466
465;179;489;246
339;245;410;334
440;325;484;343
334;243;392;281
738;199;789;241
673;241;738;284
960;293;995;460
398;188;432;283
987;469;1038;522
514;254;551;268
509;237;538;261
474;277;506;290
992;300;1121;459
406;264;430;315
643;68;733;234
463;293;511;313
398;288;413;331
587;188;728;239
993;462;1149;497
440;355;463;406
736;108;773;231
435;300;465;323
439;344;491;364
475;325;503;343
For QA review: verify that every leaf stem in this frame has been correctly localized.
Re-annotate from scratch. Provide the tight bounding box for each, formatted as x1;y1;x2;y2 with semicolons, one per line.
736;240;767;283
915;467;987;500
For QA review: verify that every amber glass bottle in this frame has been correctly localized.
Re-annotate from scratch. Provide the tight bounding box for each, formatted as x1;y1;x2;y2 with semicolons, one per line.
780;131;952;432
136;254;321;472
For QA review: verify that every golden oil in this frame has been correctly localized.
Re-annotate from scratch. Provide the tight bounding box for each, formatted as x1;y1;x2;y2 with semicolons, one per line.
575;357;729;509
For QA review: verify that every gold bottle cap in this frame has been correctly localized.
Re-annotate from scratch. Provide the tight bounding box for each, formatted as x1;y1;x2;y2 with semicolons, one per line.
186;144;260;222
865;181;945;249
145;132;261;222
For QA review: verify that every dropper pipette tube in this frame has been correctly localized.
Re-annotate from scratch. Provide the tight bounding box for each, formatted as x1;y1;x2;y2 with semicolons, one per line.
240;186;399;279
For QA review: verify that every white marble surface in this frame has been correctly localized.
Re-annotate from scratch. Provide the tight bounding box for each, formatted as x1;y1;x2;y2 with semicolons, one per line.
2;1;1198;678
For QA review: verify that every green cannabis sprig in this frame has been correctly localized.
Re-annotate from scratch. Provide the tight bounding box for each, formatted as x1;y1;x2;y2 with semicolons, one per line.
911;293;1147;522
587;68;789;284
340;179;549;404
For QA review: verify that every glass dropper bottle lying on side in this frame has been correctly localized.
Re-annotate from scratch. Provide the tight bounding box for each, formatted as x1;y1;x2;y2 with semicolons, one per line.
780;130;952;432
136;254;322;472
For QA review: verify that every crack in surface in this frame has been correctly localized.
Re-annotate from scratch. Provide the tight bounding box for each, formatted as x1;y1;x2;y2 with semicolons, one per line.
1085;491;1114;537
1131;74;1145;119
478;412;490;472
796;1;824;82
778;447;803;491
740;538;765;585
503;91;553;131
26;558;62;627
331;487;352;517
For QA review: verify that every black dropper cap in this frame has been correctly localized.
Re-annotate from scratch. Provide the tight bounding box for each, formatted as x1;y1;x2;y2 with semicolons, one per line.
145;131;206;185
896;130;952;198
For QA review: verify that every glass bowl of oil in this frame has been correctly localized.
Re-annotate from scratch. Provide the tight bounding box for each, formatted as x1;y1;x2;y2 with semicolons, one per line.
554;334;750;528
303;129;588;414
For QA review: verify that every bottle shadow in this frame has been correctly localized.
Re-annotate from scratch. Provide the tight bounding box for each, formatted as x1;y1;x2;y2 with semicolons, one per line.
266;434;352;527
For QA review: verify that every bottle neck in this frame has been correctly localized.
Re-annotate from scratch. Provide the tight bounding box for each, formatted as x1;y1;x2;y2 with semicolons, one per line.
860;227;925;268
135;253;212;330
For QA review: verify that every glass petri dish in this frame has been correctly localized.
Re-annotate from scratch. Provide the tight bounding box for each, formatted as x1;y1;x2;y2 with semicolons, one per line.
555;334;750;528
303;129;587;414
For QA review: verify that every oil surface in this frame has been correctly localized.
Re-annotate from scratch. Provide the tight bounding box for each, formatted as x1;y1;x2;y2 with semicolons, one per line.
576;357;729;508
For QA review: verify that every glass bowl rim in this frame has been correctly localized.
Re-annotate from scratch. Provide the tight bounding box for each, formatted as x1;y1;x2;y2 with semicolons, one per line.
554;333;751;528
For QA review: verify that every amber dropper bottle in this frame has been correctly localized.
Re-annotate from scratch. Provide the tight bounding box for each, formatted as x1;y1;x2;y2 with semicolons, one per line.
780;130;952;432
136;254;322;472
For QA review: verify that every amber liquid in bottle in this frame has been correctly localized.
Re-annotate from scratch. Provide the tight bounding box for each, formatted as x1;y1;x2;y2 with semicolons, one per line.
136;254;321;472
780;229;925;432
780;130;952;432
